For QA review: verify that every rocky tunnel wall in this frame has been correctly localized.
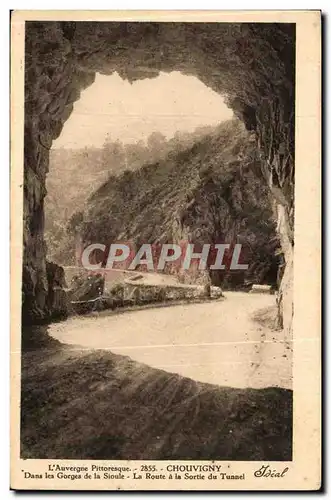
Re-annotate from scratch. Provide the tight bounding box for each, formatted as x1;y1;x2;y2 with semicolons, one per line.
23;21;295;335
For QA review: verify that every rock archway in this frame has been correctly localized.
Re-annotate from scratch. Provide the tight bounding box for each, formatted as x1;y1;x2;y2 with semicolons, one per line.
23;21;295;334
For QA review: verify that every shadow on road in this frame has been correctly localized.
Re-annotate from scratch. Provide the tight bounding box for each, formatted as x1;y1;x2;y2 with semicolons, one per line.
20;326;292;461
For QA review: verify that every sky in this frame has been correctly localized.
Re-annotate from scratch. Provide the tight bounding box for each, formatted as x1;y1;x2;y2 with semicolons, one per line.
53;71;233;149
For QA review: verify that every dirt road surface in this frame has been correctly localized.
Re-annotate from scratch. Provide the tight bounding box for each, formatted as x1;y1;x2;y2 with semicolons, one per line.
49;292;292;390
21;292;293;460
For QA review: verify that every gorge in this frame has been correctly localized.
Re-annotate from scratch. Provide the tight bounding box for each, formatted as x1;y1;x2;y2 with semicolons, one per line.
22;20;295;336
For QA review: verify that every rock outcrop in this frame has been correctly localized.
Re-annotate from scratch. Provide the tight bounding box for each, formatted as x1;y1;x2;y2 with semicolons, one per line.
66;119;280;289
23;21;295;334
45;261;68;320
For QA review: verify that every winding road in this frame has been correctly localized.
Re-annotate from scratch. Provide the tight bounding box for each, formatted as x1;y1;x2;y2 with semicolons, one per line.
49;292;292;389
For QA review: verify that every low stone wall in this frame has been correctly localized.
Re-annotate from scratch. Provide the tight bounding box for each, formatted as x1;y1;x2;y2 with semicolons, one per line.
70;279;223;315
250;284;272;294
122;281;207;304
123;280;224;303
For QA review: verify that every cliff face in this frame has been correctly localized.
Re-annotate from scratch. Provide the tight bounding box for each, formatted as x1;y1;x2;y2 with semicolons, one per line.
23;21;294;332
64;119;279;289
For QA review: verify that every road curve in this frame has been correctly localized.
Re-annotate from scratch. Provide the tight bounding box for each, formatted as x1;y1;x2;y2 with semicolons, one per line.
49;292;292;389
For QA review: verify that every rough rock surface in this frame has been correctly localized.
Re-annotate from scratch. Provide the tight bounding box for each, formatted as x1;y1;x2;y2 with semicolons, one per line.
23;22;294;334
45;261;68;320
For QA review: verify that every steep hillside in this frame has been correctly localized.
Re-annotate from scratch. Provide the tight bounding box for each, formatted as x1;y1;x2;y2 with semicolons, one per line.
60;119;281;288
45;127;216;260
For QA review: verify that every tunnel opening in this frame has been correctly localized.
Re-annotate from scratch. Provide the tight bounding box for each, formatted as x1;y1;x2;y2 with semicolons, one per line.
44;70;234;265
44;67;281;296
23;21;295;332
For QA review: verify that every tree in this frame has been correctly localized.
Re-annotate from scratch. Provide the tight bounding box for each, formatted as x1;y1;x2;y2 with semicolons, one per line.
102;138;126;173
147;131;167;159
